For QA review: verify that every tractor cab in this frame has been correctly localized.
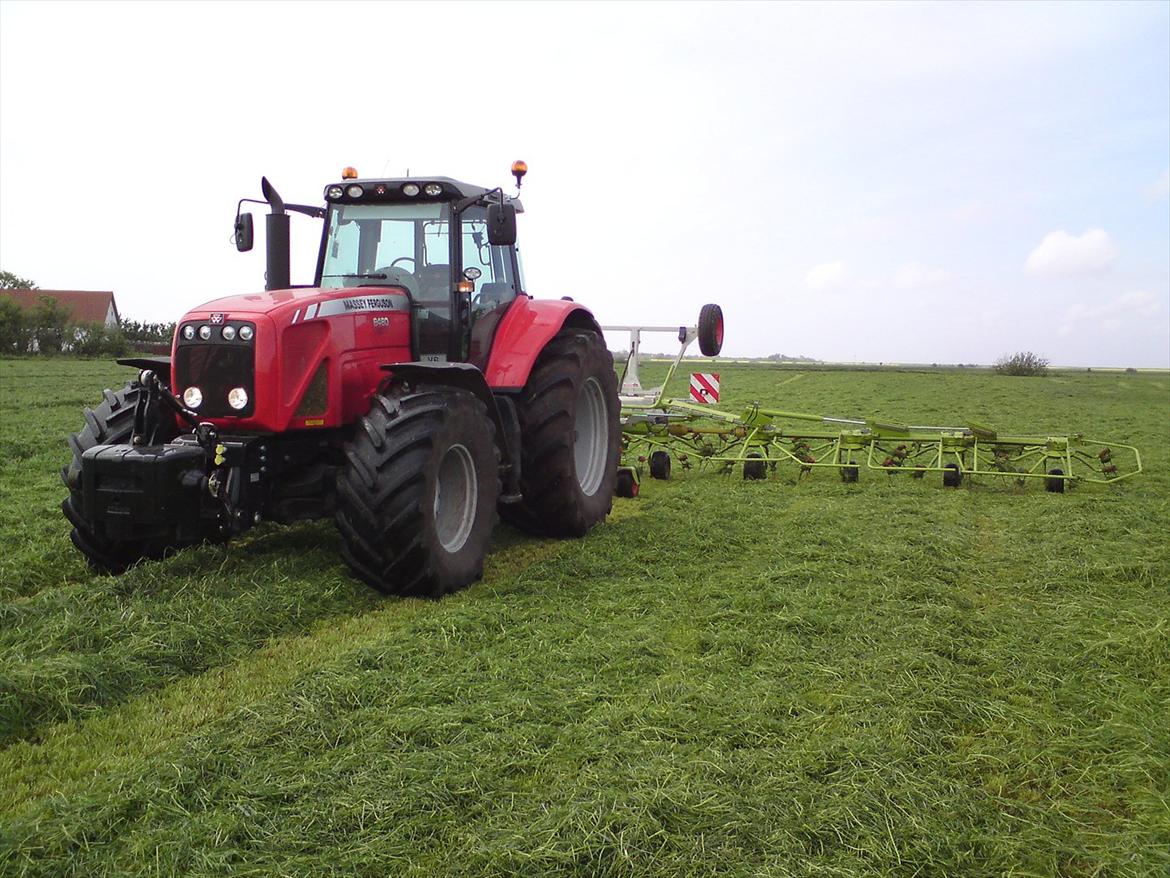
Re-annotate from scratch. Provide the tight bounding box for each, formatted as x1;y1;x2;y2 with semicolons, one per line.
315;172;526;368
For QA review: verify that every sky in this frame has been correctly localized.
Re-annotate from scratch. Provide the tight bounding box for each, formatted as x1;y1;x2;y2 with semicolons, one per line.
1;0;1167;367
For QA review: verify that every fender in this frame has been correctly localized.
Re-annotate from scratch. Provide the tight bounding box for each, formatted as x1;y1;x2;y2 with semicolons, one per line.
484;298;604;391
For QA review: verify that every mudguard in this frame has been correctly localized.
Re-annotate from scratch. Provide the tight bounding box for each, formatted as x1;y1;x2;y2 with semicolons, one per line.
484;298;603;391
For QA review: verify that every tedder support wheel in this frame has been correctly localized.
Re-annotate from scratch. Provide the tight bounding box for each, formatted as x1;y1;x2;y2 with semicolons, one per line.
743;453;767;480
62;382;183;573
336;389;500;598
615;469;639;498
500;330;621;537
841;461;859;482
698;303;724;357
649;450;672;480
1046;468;1066;493
942;463;963;488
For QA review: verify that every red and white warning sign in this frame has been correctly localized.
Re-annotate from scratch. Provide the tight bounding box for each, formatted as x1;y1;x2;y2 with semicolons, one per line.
690;372;720;404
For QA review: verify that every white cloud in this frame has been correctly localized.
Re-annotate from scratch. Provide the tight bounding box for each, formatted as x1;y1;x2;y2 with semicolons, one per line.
1059;290;1162;335
893;262;953;289
1148;169;1170;199
1024;228;1119;277
805;261;848;292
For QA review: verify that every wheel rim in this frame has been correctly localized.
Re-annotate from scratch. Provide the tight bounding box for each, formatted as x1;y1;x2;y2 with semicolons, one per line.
574;377;608;496
434;443;478;552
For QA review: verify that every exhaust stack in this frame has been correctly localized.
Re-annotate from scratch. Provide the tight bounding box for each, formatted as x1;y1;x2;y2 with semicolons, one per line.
261;177;290;292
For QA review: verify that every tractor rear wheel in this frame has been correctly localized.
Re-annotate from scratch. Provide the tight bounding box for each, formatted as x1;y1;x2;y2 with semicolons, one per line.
336;389;500;598
500;330;620;537
62;383;183;573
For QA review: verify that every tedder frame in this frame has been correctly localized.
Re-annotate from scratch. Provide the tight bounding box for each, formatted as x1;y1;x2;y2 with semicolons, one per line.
609;311;1142;493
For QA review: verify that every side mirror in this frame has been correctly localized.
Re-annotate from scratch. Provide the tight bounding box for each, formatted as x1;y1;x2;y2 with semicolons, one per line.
234;212;254;252
487;202;517;246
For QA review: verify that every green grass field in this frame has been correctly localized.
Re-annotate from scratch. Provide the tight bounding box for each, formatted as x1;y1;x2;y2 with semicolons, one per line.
1;357;1167;877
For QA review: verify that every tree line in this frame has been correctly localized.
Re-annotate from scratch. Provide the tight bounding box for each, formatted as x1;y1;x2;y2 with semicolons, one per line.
0;271;174;356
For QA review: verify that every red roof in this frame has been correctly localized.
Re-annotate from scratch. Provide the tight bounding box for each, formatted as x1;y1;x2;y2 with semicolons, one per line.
0;289;119;324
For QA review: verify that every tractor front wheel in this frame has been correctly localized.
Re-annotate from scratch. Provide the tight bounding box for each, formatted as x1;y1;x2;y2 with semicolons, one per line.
62;383;182;573
500;330;620;537
336;389;500;598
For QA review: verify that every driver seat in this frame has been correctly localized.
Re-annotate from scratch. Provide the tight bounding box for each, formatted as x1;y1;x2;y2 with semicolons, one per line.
372;266;419;298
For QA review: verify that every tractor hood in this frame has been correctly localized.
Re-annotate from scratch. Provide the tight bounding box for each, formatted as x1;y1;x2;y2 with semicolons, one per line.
180;286;411;327
173;285;414;432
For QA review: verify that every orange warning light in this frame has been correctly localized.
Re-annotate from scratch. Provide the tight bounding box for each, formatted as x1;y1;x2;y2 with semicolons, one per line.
341;167;359;180
511;160;527;189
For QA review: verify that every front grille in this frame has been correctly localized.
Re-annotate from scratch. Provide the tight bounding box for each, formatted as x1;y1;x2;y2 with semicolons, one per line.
175;343;255;418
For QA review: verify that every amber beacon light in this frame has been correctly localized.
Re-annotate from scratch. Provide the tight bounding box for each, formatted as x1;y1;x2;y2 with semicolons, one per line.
511;160;528;189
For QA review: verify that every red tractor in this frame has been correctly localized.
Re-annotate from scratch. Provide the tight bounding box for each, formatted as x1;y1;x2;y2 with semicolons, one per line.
63;163;621;597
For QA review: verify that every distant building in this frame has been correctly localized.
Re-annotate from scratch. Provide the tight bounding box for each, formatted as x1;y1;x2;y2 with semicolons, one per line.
1;289;120;327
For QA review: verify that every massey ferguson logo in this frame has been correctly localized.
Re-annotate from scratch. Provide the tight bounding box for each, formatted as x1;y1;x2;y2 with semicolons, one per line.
210;313;225;325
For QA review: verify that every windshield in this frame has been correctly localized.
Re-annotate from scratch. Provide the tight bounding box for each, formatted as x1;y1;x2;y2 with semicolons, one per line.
319;202;452;300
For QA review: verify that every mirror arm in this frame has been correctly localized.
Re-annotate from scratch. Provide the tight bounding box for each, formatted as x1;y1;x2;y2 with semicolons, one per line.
286;203;325;219
235;197;266;223
454;187;504;215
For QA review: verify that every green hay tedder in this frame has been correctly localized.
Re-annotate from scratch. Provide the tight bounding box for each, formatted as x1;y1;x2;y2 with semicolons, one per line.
607;307;1142;496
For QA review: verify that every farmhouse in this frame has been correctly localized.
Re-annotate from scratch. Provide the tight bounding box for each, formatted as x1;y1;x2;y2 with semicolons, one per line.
1;288;121;327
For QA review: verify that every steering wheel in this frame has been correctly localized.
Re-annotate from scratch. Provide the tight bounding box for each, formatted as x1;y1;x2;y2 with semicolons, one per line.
390;256;415;270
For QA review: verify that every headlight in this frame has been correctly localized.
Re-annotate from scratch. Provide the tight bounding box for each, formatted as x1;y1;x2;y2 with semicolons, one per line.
221;325;237;341
424;183;442;196
326;185;344;199
345;184;364;198
198;325;212;340
182;325;195;340
239;325;254;341
228;387;249;410
402;183;420;197
183;387;203;408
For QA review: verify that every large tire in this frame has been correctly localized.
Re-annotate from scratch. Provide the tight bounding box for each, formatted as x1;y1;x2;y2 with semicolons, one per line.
500;330;621;537
61;383;181;573
335;389;500;598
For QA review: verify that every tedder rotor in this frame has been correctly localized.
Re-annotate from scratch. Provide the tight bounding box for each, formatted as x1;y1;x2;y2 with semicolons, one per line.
608;309;1141;494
